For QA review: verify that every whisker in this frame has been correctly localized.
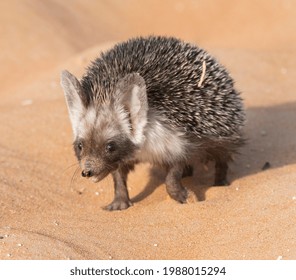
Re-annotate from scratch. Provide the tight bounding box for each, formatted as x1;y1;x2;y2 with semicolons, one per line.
63;162;79;173
69;166;81;190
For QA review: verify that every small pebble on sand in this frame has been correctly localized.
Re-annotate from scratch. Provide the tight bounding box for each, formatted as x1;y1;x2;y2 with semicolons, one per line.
21;99;33;106
280;67;287;75
260;130;267;136
262;162;271;171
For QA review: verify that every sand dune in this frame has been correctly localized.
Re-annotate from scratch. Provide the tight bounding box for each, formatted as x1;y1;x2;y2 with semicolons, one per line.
0;0;295;259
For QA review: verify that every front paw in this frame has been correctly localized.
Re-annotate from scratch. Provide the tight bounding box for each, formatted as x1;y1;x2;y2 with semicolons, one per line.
104;199;133;211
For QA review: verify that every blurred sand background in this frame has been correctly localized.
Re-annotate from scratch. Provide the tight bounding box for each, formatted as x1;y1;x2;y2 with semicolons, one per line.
0;0;295;259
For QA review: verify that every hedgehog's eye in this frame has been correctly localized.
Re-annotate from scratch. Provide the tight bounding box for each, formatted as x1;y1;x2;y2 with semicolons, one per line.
106;141;116;153
77;142;83;151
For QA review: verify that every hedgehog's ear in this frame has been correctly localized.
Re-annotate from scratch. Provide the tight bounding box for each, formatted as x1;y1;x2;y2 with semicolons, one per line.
115;73;148;144
60;70;87;135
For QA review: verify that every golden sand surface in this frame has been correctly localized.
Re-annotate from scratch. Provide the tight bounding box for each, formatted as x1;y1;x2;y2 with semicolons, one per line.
0;0;295;259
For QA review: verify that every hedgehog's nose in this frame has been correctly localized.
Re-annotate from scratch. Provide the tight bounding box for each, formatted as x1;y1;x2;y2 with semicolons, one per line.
81;170;93;178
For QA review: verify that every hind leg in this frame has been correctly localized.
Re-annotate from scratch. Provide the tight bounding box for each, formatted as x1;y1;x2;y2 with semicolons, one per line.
165;164;188;203
212;150;232;186
214;159;229;186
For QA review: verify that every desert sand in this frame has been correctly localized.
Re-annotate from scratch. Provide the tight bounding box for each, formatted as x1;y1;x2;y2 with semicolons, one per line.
0;0;295;260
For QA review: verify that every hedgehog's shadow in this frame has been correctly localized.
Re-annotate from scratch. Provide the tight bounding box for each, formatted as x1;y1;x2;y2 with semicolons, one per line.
131;167;166;203
131;163;214;203
132;101;296;203
230;101;296;180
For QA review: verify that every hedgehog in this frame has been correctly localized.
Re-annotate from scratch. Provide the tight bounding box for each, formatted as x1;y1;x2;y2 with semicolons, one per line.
60;36;245;211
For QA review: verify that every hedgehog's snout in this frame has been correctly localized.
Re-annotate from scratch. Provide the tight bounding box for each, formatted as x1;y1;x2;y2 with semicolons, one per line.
81;169;93;178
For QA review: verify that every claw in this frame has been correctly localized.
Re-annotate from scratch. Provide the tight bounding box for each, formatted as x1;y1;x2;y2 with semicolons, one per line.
104;199;133;211
168;187;188;204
